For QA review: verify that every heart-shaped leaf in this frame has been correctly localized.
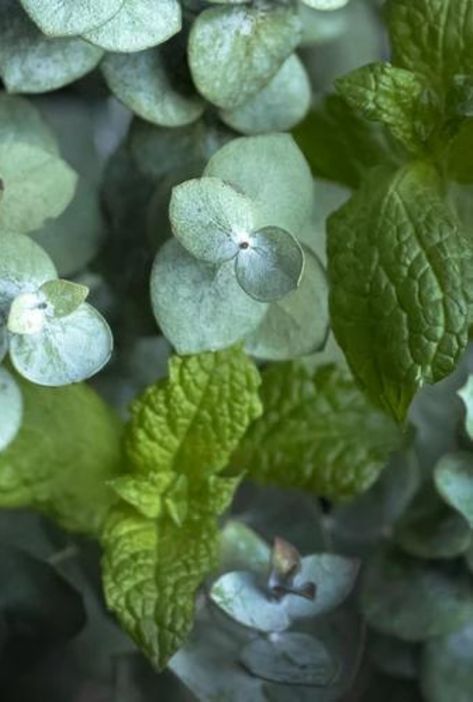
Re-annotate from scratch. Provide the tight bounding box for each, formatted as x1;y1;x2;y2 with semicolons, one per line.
0;367;23;452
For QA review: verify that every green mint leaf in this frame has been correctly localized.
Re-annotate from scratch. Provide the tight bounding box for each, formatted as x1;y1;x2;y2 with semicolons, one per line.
151;239;267;354
10;302;113;387
220;54;311;135
102;45;203;128
234;226;304;302
19;0;122;36
244;245;329;360
336;62;439;152
126;347;262;478
328;162;471;421
434;452;473;529
40;279;89;317
0;374;123;534
233;362;401;500
0;0;104;93
204;133;314;238
0;141;77;234
0;366;23;452
387;0;473;94
82;0;181;53
169;176;255;263
188;4;301;110
446;119;473;184
101;506;219;670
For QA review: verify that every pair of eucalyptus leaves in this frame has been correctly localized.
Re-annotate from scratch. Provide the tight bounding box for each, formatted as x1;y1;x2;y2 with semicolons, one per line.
151;132;329;359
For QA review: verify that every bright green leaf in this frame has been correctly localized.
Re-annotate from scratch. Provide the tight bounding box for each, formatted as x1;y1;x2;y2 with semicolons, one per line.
0;141;77;233
0;374;123;534
328;162;471;422
204;133;314;237
220;54;311;134
244;245;329;360
188;4;301;110
102;46;203;128
150;239;267;354
40;279;89;317
336;62;439;152
434;452;473;528
169;177;255;263
83;0;181;52
422;620;473;702
235;226;304;302
19;0;122;36
0;367;23;452
10;302;113;387
233;362;401;500
0;0;104;93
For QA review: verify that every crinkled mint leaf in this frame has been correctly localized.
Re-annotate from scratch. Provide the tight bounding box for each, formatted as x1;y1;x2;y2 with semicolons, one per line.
0;231;57;315
244;245;329;360
293;95;397;188
109;472;174;519
10;302;113;387
102;46;203;128
0;374;122;534
422;620;473;702
447;120;473;184
0;94;57;154
361;547;473;641
233;362;401;500
204;133;314;237
20;0;122;36
126;346;262;478
336;62;440;152
387;0;473;93
434;452;473;529
328;162;471;422
188;4;301;110
170;177;255;263
0;141;77;233
82;0;181;52
102;506;219;670
220;54;311;135
0;0;104;93
235;226;304;303
0;366;23;452
150;239;267;354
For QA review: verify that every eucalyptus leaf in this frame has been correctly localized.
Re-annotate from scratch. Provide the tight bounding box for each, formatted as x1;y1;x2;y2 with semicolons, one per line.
205;133;314;237
301;0;349;8
0;0;104;93
0;231;57;315
170;176;255;263
422;620;473;702
188;4;301;109
19;0;123;36
0;367;23;452
434;452;473;528
102;46;203;128
235;226;304;302
40;279;89;318
83;0;181;53
245;245;328;360
219;521;271;575
0;141;77;234
220;55;311;134
0;327;7;363
241;632;337;686
458;375;473;439
10;303;113;386
150;239;267;354
0;94;57;154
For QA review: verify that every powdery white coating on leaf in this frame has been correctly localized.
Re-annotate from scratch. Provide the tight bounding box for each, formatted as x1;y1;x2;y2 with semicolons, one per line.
83;0;181;52
301;0;350;9
0;367;23;452
0;0;104;93
20;0;123;36
102;48;203;128
189;4;301;109
10;302;113;386
150;239;267;354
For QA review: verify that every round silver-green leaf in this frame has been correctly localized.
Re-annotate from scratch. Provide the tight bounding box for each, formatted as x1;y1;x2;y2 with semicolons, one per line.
10;303;113;387
170;176;255;263
245;246;328;359
434;452;473;528
219;521;271;575
301;0;350;9
235;226;304;302
220;55;311;134
0;94;58;154
188;4;301;110
19;0;123;36
102;48;202;127
204;133;314;236
83;0;181;52
0;1;104;93
0;367;23;452
241;632;337;686
150;239;267;354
